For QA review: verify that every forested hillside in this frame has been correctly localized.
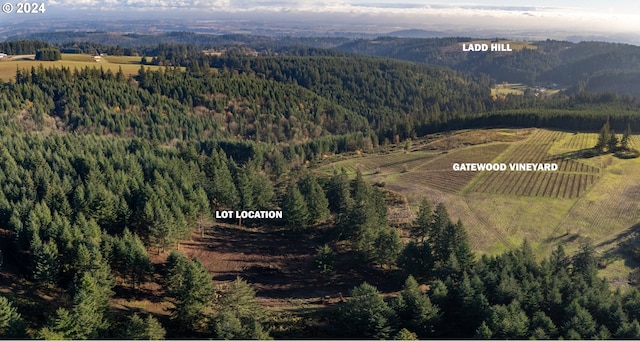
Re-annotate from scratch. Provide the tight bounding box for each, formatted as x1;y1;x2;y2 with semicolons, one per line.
336;38;640;89
5;31;349;51
9;32;640;96
1;37;640;339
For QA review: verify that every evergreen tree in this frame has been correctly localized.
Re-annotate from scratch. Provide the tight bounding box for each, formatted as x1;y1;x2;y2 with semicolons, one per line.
412;198;432;243
35;48;61;61
430;203;450;264
124;313;146;340
38;308;75;340
372;227;403;268
563;301;597;339
397;240;433;281
394;328;418;340
448;219;475;273
298;173;330;224
346;199;378;251
206;151;239;209
596;325;612;340
443;273;490;336
572;240;598;283
621;123;633;151
351;169;370;204
487;301;529;339
608;129;619;152
144;314;166;340
113;229;152;289
315;244;335;275
250;172;275;210
70;272;112;339
231;164;254;210
31;235;60;286
393;275;440;337
167;254;213;332
213;311;246;340
427;279;449;309
212;277;269;339
616;319;640;339
548;244;570;274
474;321;492;339
343;181;388;258
281;182;310;229
595;119;611;151
0;296;25;338
339;282;395;339
326;169;354;216
530;311;558;339
125;313;166;340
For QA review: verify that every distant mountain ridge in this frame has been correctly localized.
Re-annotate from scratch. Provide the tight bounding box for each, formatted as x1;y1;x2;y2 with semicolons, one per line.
4;31;351;50
384;29;448;38
334;38;640;95
7;31;640;98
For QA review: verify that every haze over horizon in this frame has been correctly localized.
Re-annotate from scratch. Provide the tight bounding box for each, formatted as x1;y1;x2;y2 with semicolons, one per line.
2;0;640;43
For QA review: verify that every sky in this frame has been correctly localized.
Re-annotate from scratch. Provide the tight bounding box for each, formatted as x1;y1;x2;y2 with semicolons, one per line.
43;0;640;13
19;0;640;36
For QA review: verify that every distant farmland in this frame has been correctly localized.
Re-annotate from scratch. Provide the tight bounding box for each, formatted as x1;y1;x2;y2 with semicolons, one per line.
0;54;164;80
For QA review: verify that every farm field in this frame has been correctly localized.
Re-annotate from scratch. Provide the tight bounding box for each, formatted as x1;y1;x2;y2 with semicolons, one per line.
0;53;164;80
396;143;509;193
318;128;640;283
468;129;600;199
491;82;561;97
491;82;527;96
490;76;562;97
319;150;440;176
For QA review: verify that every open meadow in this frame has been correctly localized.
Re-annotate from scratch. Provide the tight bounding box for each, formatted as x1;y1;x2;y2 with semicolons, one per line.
0;54;162;80
317;128;640;284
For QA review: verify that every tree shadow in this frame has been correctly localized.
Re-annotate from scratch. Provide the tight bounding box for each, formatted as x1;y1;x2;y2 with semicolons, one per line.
543;232;581;244
596;223;640;284
550;148;602;160
596;224;640;250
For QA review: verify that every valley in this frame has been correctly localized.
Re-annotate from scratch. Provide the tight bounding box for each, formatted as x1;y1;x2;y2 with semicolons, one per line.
1;28;640;339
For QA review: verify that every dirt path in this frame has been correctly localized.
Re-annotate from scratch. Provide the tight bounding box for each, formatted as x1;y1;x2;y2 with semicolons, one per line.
6;55;35;61
170;223;400;310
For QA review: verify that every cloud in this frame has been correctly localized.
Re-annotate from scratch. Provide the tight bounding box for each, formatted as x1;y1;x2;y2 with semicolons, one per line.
39;0;640;33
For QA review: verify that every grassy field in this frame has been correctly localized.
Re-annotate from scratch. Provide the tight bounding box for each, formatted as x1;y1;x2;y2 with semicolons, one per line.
317;128;640;285
491;82;561;97
491;82;527;96
0;53;163;80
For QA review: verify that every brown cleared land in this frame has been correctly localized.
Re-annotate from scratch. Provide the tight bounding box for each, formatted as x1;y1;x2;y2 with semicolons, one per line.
173;223;399;310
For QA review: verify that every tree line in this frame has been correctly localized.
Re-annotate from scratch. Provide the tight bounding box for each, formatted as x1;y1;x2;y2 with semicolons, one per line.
6;49;640;157
332;199;640;339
